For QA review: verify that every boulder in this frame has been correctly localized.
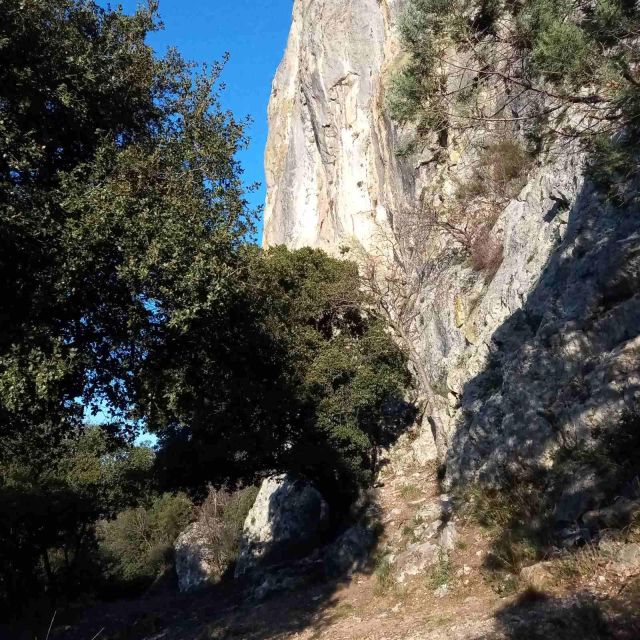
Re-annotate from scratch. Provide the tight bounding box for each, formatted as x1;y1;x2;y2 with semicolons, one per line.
235;473;329;578
323;524;376;577
394;541;439;583
582;498;640;532
616;542;640;570
554;471;601;526
174;521;216;593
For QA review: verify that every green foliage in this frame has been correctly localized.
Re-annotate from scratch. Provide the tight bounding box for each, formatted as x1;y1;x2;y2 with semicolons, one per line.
386;0;474;137
532;22;590;82
154;246;412;511
197;486;259;579
0;426;155;614
0;0;412;620
98;492;193;585
0;0;253;469
389;0;640;179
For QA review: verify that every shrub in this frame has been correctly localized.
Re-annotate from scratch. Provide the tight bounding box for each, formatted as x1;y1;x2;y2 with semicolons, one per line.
446;138;529;275
197;486;259;578
530;21;591;84
387;69;425;124
457;139;530;206
469;227;504;276
98;492;194;586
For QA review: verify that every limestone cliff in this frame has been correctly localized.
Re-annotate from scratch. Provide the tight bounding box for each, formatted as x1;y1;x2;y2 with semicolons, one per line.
263;0;640;503
262;0;407;251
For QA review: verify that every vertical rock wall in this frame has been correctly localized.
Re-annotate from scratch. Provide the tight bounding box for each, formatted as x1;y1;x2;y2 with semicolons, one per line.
263;0;409;252
263;0;640;487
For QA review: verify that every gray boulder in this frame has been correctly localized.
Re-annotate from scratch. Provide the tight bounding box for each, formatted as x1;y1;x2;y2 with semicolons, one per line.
174;521;216;593
235;473;329;578
323;524;376;577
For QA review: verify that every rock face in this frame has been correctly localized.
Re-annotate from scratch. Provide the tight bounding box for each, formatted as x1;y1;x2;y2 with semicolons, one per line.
235;474;329;578
264;0;640;518
263;0;406;251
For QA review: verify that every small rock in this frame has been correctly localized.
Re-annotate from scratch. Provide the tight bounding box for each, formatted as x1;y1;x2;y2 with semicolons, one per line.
174;521;217;593
617;543;640;568
519;561;555;590
438;522;458;551
416;501;441;523
394;542;438;583
323;523;375;577
583;499;640;532
554;472;600;525
434;584;449;598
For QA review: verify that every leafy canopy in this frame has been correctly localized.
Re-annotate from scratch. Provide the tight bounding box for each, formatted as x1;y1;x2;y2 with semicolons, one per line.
0;0;254;466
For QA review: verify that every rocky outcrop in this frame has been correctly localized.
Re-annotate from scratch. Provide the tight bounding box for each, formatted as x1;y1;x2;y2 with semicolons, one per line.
264;0;640;518
174;521;216;593
235;473;329;578
263;0;406;252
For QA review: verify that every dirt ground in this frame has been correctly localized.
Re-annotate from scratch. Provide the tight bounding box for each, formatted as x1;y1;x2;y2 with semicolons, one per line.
34;451;640;640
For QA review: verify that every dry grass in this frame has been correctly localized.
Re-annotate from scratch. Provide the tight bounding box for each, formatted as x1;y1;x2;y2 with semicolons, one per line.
374;554;395;596
555;544;608;583
469;227;504;275
398;483;423;502
426;551;452;591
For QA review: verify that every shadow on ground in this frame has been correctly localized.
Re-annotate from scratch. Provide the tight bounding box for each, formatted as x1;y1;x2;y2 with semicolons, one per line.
40;538;380;640
494;582;640;640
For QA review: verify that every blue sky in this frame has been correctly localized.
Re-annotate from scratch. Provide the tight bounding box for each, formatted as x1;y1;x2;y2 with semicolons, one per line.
116;0;295;241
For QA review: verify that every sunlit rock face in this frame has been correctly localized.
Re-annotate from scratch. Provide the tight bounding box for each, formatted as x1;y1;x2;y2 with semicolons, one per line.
263;0;408;252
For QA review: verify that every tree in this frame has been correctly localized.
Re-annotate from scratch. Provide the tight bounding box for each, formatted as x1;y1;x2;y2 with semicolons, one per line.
0;0;411;618
0;427;155;615
0;0;253;615
0;0;254;468
152;246;412;512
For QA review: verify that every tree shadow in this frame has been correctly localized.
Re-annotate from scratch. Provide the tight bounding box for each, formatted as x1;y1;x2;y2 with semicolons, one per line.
493;585;640;640
45;497;385;640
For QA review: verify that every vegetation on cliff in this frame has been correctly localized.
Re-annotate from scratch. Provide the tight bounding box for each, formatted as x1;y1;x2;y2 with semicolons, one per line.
389;0;640;155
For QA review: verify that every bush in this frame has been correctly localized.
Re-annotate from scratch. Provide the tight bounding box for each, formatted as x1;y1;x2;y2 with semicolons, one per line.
530;21;591;84
98;492;194;586
197;486;259;578
470;227;504;275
